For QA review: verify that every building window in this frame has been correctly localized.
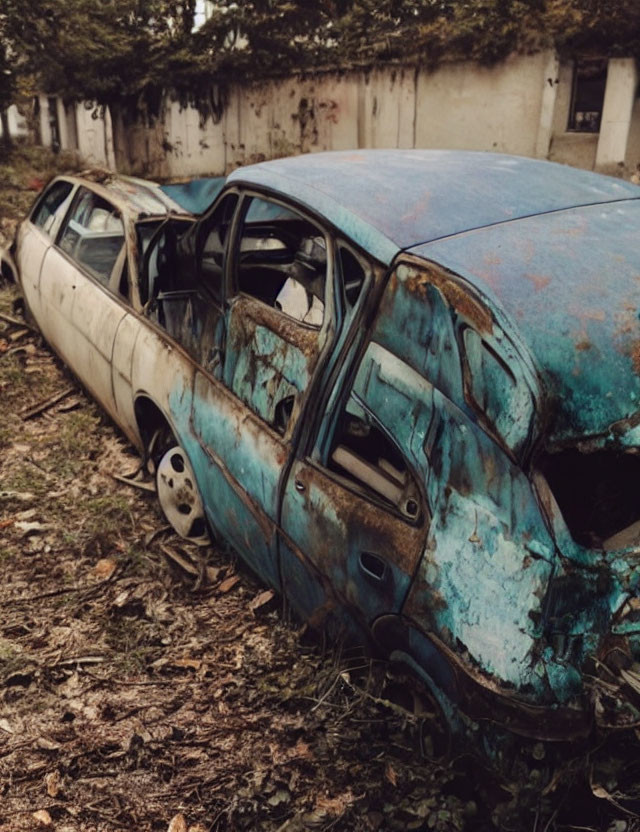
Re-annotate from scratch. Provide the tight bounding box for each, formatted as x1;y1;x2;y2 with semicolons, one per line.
568;59;608;133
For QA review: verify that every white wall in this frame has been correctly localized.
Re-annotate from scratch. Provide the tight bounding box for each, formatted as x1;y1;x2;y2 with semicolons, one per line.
151;51;557;178
55;51;640;179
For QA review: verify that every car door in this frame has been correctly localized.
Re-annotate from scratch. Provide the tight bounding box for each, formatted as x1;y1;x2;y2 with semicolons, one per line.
370;259;554;688
39;186;129;421
16;179;75;329
190;192;336;591
279;336;431;634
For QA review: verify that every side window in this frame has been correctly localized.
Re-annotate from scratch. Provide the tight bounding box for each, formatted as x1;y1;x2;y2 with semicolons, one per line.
31;181;73;236
463;327;533;455
58;189;125;286
236;196;327;327
328;394;421;523
198;193;238;302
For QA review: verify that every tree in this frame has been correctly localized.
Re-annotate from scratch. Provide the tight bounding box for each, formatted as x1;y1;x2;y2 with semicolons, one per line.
2;0;640;160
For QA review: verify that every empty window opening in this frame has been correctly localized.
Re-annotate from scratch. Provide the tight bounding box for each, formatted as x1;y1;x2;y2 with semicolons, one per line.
329;398;421;523
58;189;124;285
142;218;224;373
237;196;326;327
199;193;238;302
568;59;607;133
32;181;73;235
539;447;640;549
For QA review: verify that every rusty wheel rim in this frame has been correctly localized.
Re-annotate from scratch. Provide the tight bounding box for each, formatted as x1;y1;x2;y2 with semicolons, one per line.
156;446;209;545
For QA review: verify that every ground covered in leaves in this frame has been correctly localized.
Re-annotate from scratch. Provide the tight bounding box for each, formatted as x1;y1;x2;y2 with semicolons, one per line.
2;145;640;832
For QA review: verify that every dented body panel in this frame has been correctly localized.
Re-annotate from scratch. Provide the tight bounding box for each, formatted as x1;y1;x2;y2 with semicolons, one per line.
10;152;640;752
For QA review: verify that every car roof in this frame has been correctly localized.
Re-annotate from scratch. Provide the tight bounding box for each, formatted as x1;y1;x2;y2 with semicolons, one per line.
226;149;640;264
230;150;640;444
410;199;640;445
54;173;189;219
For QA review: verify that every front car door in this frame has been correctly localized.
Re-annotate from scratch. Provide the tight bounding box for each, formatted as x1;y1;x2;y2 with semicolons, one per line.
190;192;336;590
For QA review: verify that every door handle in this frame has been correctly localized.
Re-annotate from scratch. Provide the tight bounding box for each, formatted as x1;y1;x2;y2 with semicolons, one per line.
294;479;305;493
359;552;387;581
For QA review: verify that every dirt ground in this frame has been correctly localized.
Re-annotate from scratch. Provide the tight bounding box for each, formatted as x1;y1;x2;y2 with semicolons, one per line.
1;144;639;832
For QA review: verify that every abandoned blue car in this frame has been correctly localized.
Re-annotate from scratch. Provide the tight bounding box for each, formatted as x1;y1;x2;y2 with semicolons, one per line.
5;150;640;751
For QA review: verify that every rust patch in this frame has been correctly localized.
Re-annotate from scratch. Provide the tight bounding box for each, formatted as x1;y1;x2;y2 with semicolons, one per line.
403;264;493;335
300;463;427;578
236;295;320;359
525;273;551;292
568;305;606;323
575;340;592;352
631;339;640;374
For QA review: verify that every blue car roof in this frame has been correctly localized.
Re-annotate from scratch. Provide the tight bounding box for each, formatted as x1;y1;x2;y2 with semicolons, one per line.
410;200;640;443
159;177;226;215
227;150;640;264
230;150;640;442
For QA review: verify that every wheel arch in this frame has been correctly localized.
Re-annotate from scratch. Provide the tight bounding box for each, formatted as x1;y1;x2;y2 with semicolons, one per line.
133;394;175;458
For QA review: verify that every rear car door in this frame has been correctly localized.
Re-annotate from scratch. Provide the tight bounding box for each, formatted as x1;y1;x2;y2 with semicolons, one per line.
279;337;431;635
39;186;129;421
15;179;75;329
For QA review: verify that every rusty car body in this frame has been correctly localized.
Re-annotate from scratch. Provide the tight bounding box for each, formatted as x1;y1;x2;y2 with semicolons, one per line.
5;150;640;758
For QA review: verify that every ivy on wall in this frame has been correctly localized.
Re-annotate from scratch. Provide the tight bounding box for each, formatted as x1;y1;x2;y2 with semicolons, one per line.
2;0;640;122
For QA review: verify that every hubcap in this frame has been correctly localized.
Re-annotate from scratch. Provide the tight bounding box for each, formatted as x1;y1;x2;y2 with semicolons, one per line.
156;446;209;545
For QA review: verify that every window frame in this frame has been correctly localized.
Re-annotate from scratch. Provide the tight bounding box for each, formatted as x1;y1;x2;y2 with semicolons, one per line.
53;185;129;297
307;330;427;527
30;179;76;239
228;190;332;332
195;190;240;305
326;391;424;525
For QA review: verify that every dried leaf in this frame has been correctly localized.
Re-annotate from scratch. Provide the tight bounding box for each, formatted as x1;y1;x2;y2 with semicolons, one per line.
36;738;61;751
205;565;223;583
249;588;275;613
15;520;49;536
93;557;117;580
32;810;53;827
219;574;241;594
45;770;62;798
620;667;640;696
385;761;398;787
168;813;188;832
160;543;199;576
267;789;291;807
173;658;202;671
315;790;356;816
0;718;13;734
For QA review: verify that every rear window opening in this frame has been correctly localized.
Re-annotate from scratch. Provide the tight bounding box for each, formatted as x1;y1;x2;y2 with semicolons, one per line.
539;448;640;550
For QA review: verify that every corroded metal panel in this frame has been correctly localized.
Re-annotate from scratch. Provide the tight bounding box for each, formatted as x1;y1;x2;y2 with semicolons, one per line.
223;295;320;436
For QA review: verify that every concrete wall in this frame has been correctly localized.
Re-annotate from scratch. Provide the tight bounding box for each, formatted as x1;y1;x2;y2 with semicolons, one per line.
83;51;557;178
48;51;640;179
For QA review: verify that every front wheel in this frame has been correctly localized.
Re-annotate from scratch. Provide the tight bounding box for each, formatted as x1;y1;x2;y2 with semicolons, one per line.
156;445;209;546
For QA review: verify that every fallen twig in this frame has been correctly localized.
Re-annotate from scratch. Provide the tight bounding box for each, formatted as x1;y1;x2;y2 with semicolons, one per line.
111;472;156;493
0;310;37;332
159;543;199;576
20;385;75;420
